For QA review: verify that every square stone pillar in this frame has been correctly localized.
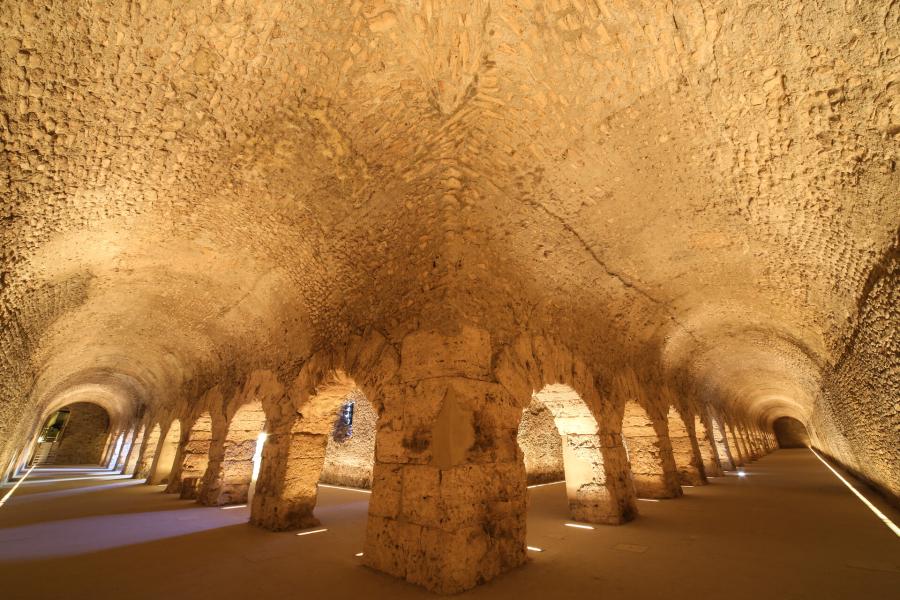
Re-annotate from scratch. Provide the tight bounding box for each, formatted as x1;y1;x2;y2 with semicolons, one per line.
363;327;527;594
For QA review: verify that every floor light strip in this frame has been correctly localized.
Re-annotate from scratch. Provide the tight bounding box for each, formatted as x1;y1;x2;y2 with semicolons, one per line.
296;528;328;536
318;483;371;494
809;448;900;537
564;523;594;530
0;465;36;508
526;546;544;552
221;504;247;510
527;481;565;489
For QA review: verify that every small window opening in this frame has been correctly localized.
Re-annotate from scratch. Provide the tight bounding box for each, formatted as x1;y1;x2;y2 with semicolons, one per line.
332;401;354;442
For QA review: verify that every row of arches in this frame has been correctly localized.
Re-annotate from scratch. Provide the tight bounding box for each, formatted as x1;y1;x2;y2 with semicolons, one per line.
120;382;773;528
43;330;778;594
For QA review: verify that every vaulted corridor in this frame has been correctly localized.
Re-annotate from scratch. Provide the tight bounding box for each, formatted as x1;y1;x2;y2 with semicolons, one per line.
1;450;896;599
1;1;898;596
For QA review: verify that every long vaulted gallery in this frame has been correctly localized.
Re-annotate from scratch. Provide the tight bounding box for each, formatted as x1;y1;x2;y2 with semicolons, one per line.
1;1;898;598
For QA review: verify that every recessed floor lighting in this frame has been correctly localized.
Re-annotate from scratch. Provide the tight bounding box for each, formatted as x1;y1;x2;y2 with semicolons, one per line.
296;528;328;536
810;449;899;537
527;481;565;489
637;498;660;502
0;465;35;508
221;504;247;510
565;523;594;530
526;546;543;552
682;485;695;488
355;552;364;557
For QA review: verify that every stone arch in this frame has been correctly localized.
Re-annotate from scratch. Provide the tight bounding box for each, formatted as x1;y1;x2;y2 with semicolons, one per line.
736;425;753;461
666;405;706;486
135;422;162;478
694;414;723;476
251;332;398;532
169;412;214;497
149;419;182;485
320;388;377;489
200;401;268;506
520;384;626;524
495;335;637;525
251;371;368;530
622;400;682;499
122;424;146;474
33;402;111;465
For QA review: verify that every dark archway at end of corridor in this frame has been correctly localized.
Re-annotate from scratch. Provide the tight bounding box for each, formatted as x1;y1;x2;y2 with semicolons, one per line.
30;402;111;466
773;417;810;448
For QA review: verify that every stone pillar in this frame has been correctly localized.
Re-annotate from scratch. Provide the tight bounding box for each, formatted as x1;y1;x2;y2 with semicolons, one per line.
666;406;706;486
726;423;745;466
170;414;213;497
363;327;527;594
251;422;326;530
709;416;735;471
622;401;682;499
201;403;266;506
695;414;723;477
134;425;161;479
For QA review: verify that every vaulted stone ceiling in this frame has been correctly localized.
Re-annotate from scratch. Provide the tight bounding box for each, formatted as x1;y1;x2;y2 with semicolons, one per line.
1;1;897;490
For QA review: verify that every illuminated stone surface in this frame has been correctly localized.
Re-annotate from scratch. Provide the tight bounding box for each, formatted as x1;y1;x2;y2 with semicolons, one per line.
0;0;897;593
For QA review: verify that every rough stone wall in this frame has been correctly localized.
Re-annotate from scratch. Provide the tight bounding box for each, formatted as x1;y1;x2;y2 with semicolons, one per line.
320;389;377;489
811;239;899;500
202;400;266;506
51;402;110;465
516;400;564;485
149;420;181;485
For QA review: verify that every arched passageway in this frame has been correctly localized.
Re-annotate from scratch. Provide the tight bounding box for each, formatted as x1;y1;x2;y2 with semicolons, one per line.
251;379;375;530
666;406;706;486
200;402;268;506
518;384;633;524
30;402;111;466
149;420;181;486
774;417;810;448
170;412;214;497
622;401;681;499
320;389;377;489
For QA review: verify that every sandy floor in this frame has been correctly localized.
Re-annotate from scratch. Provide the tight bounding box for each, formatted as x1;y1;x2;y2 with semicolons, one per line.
1;449;897;599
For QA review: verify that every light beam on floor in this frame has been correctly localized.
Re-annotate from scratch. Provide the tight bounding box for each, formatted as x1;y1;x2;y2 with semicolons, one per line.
0;464;36;507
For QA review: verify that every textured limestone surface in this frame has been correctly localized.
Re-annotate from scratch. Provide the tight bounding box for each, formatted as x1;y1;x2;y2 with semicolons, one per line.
517;400;564;484
0;0;898;592
320;389;377;488
774;416;811;448
50;402;109;465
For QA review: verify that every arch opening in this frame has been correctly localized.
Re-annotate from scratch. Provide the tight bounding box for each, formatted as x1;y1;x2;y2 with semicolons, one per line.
693;414;723;477
149;420;182;485
517;384;623;524
622;400;680;499
170;412;214;497
773;417;810;448
135;424;162;479
709;413;735;471
666;406;706;486
124;425;147;475
200;402;268;506
30;402;111;466
251;377;377;531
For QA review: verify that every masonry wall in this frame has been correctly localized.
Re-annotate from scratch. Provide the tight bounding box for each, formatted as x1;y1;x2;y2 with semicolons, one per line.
811;241;899;502
516;402;564;485
52;403;110;465
773;417;809;448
